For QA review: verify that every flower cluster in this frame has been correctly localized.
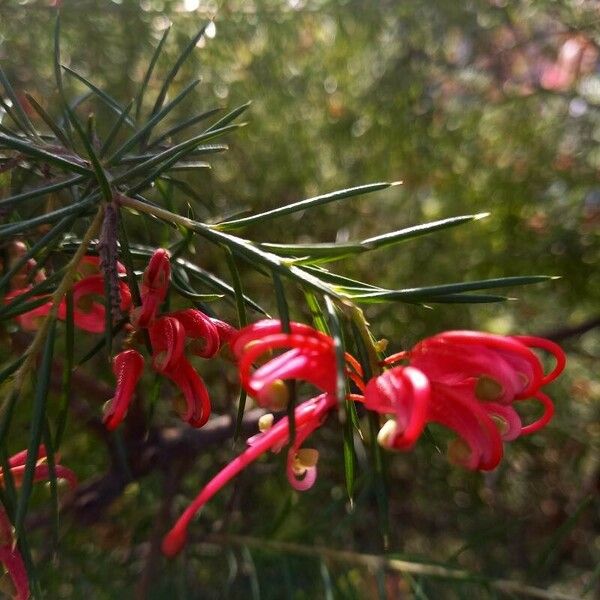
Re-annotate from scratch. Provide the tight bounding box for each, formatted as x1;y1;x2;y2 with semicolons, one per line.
370;331;566;470
162;320;565;557
0;447;76;600
103;249;235;430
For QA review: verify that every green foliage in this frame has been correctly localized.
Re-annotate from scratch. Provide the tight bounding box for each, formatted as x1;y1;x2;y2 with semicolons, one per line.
0;1;597;598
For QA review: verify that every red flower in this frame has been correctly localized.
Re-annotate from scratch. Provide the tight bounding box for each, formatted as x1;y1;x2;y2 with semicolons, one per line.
103;349;145;431
370;331;566;470
0;447;76;600
161;393;336;557
231;320;344;409
5;254;132;334
131;249;171;328
103;249;235;430
364;366;430;450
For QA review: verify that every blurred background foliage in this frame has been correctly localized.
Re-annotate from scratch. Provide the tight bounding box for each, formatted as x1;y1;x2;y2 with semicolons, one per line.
0;0;598;598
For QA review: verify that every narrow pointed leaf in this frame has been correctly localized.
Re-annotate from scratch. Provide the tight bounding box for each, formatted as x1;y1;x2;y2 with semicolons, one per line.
55;290;74;448
111;123;242;184
111;78;201;161
62;65;134;125
0;175;86;212
99;100;134;158
150;22;209;118
0;131;90;174
24;93;71;148
149;106;223;147
135;25;171;121
15;318;56;540
205;101;251;133
346;276;553;302
217;182;397;230
225;248;250;441
0;195;95;237
0;65;36;136
65;107;112;202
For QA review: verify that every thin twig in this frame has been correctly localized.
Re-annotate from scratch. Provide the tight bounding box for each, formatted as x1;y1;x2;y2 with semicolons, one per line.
202;534;580;600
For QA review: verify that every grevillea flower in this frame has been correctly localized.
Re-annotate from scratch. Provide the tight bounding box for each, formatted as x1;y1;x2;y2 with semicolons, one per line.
231;319;357;409
131;248;171;328
162;320;364;556
103;249;235;430
0;447;76;600
57;256;132;333
161;393;336;557
4;253;132;334
369;331;566;470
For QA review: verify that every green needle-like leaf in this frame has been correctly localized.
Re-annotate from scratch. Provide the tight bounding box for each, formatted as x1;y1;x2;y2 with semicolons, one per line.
110;78;201;161
135;25;171;121
345;276;553;302
205;101;251;133
261;214;487;264
24;93;72;148
14;318;56;541
0;131;90;174
55;290;74;448
225;248;250;441
62;65;135;126
150;22;209;119
149;107;223;147
217;181;398;230
112;123;242;184
0;175;86;212
65;107;112;202
99;100;134;158
0;65;37;137
0;195;95;237
325;296;356;502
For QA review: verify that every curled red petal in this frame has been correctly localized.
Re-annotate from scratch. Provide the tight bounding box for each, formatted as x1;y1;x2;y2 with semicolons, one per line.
428;382;504;471
512;336;566;386
364;366;430;450
149;316;186;372
4;287;53;332
482;402;522;441
516;391;555;435
103;349;145;431
134;249;171;327
231;319;332;359
210;317;237;346
169;309;220;358
163;357;211;428
238;334;336;401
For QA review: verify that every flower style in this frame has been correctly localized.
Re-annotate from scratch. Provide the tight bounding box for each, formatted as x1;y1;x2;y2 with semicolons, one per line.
0;447;76;600
162;320;363;557
368;331;566;470
103;249;235;430
161;393;336;557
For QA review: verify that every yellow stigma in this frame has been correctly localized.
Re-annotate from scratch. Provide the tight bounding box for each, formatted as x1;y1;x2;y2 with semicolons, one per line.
475;376;504;401
292;448;319;475
491;414;509;435
376;419;398;450
260;379;289;411
258;413;274;432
